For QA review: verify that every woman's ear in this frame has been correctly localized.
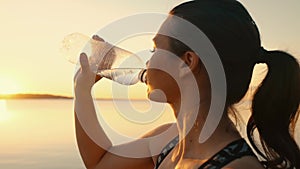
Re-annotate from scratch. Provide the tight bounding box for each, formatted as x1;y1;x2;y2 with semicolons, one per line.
181;51;201;71
184;51;200;70
179;51;201;77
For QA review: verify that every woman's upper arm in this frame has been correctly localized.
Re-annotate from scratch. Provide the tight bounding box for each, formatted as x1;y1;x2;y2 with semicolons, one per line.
94;151;154;169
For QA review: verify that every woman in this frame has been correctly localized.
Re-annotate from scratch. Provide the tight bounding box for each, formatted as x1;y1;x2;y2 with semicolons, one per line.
74;0;300;168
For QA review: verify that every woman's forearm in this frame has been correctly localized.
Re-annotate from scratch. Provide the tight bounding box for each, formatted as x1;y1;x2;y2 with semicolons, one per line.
74;91;112;168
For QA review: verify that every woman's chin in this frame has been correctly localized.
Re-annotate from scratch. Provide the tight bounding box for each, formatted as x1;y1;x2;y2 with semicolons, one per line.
147;89;167;103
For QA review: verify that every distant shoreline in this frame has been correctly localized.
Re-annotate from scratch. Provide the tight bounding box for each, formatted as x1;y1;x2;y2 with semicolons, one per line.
0;94;148;101
0;94;73;100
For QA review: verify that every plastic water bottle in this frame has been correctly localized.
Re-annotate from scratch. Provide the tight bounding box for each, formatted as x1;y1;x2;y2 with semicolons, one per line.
60;32;147;85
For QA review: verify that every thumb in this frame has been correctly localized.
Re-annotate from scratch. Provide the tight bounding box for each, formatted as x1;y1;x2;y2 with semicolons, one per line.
79;53;90;73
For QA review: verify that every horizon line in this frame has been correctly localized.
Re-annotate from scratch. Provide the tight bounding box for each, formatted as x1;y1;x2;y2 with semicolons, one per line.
0;93;148;100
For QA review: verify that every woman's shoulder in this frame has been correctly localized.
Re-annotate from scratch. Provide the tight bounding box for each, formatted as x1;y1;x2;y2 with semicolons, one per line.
141;123;178;167
142;123;177;138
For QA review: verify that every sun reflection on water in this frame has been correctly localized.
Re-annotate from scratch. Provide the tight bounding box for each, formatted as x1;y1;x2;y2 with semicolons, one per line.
0;100;11;122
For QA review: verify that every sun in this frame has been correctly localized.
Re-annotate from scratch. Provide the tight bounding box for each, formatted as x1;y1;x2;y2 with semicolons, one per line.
0;77;21;95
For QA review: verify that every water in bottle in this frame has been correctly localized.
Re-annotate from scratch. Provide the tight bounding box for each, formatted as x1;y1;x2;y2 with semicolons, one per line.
97;68;147;85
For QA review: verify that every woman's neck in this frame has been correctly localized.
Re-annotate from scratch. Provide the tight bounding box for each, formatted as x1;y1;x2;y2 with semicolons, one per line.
175;106;242;160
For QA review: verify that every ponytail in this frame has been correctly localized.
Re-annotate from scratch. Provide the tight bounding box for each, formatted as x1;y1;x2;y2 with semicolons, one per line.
248;50;300;168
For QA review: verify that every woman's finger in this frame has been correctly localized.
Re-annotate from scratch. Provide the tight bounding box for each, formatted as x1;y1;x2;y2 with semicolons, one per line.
79;53;90;73
92;35;105;42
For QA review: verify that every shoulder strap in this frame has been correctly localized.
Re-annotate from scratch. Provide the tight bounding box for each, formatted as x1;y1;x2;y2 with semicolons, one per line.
199;139;256;169
154;136;179;169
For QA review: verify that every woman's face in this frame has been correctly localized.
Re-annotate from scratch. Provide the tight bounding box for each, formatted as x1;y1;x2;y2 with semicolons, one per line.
146;35;182;104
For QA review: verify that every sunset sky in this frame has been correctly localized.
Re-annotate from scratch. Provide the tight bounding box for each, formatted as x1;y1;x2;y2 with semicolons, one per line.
0;0;299;99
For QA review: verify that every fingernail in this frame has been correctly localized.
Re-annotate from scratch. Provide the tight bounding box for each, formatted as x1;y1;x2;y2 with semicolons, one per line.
92;35;104;41
80;53;86;60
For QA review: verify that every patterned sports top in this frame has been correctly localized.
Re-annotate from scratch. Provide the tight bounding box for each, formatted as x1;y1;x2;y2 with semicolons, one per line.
154;136;256;169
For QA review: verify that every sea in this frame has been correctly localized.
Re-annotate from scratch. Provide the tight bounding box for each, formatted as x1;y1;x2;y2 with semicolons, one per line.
0;99;299;169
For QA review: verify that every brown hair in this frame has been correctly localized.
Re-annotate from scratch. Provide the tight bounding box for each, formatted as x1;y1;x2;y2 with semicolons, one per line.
169;0;300;168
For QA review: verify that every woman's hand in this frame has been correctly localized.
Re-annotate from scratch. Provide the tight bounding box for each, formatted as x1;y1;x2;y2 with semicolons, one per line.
73;35;105;93
73;53;98;93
